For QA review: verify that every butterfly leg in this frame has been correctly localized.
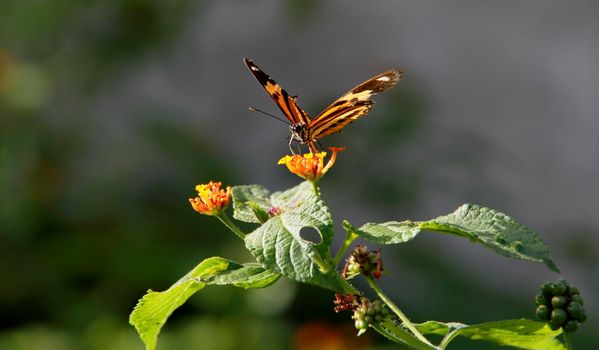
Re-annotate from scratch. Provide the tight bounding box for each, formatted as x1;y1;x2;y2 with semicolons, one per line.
288;136;297;155
316;140;324;152
307;142;319;154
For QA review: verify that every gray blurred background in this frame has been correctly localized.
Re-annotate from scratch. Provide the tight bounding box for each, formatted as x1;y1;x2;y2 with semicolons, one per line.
1;1;597;349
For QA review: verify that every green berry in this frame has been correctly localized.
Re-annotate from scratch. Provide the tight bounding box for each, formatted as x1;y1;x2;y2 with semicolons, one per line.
566;301;583;320
372;302;382;314
571;294;584;305
549;323;561;331
366;306;375;316
551;296;567;308
567;286;580;296
563;320;579;333
579;309;587;323
541;282;553;296
355;319;367;330
535;294;548;306
364;316;373;324
381;307;389;316
550;281;567;296
536;305;550;321
354;311;365;320
374;314;383;322
550;309;567;327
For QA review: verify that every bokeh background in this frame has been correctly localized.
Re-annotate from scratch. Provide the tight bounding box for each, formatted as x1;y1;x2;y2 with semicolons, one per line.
1;1;597;349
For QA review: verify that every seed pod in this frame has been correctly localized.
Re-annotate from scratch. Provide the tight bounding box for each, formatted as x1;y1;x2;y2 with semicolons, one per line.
536;305;550;321
535;294;548;306
571;294;584;305
566;301;584;320
566;286;580;297
551;296;567;309
541;282;553;296
563;320;579;333
550;281;567;296
550;309;567;327
355;319;368;330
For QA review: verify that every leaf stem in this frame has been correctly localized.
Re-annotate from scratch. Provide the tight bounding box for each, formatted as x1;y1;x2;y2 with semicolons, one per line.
366;276;434;347
216;212;246;240
563;332;572;350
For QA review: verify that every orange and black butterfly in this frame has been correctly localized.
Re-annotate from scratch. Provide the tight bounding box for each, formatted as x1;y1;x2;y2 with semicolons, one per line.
244;58;403;153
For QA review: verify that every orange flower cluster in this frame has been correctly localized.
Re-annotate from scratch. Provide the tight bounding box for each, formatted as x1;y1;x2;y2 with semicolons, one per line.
278;147;345;182
189;181;232;216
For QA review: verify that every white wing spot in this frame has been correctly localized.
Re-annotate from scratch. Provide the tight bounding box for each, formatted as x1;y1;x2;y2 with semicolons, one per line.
251;66;259;71
377;76;390;82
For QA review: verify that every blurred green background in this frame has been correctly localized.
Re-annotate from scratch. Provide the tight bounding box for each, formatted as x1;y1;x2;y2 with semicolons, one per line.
1;1;597;349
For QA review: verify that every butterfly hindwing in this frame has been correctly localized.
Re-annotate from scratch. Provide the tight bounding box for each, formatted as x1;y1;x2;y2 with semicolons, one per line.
243;58;311;126
308;68;403;139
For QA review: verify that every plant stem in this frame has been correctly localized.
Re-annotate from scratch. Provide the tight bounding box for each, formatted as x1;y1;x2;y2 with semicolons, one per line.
310;181;320;196
216;212;246;240
333;229;358;266
366;276;434;347
563;332;572;350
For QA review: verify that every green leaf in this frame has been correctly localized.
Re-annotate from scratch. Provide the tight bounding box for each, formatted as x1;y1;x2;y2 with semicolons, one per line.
129;257;281;350
343;220;420;244
232;185;272;223
371;319;438;350
416;319;565;350
349;204;558;272
242;182;355;293
211;262;281;288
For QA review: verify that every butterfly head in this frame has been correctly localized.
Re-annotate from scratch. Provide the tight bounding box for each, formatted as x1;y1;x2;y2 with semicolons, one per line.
289;122;310;143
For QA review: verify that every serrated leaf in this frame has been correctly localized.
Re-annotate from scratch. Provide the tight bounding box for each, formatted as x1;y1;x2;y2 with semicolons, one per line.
424;204;558;272
243;182;355;293
344;220;420;244
232;185;272;223
212;262;281;288
349;204;558;272
372;319;438;350
416;319;565;350
129;257;281;350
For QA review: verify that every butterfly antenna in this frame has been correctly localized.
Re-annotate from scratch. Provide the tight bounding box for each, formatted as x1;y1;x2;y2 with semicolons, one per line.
248;107;290;125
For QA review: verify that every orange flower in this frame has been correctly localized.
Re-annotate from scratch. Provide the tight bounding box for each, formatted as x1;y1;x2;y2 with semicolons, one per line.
189;181;232;216
278;147;345;181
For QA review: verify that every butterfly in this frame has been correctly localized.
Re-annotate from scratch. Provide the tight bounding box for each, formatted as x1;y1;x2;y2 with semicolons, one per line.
244;58;403;153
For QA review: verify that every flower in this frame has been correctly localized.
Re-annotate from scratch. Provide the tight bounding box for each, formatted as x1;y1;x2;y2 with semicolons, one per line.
277;147;345;182
189;181;232;216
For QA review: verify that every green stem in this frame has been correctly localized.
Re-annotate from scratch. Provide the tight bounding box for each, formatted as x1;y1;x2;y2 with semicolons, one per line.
216;212;246;240
563;332;572;350
333;229;358;266
311;252;330;273
310;181;320;196
366;276;434;347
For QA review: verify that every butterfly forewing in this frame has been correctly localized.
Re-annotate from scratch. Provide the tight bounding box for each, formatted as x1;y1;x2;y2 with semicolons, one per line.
243;58;312;126
308;68;403;139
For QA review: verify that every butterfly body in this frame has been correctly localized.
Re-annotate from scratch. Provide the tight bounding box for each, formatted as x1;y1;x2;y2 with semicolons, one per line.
244;58;402;153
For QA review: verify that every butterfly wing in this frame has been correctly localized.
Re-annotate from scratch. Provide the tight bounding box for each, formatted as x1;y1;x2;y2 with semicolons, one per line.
308;68;403;140
244;58;311;126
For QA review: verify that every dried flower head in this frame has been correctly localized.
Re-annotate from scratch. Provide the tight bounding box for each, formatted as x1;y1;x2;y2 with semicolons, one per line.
342;244;384;280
